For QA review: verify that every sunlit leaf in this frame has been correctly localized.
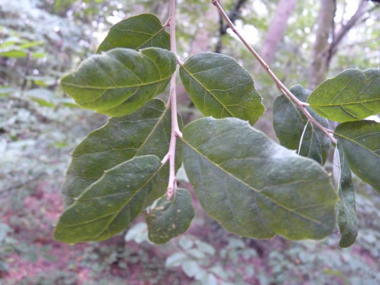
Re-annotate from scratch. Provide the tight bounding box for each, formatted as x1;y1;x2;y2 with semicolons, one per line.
54;155;161;243
308;69;380;122
62;99;182;206
179;53;265;125
60;47;176;117
97;14;170;52
0;49;28;57
335;120;380;193
147;189;194;244
334;143;358;248
183;117;337;240
273;85;330;164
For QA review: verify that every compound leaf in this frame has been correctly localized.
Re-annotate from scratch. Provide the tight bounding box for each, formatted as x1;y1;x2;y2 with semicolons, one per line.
147;189;194;244
62;99;182;207
334;143;358;248
335;120;380;193
54;155;161;243
273;85;331;164
61;47;176;117
179;53;265;125
308;69;380;122
183;117;337;240
97;14;170;53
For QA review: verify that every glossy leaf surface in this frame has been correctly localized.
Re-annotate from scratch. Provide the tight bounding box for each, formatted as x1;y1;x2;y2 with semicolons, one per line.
61;47;176;116
147;189;194;244
273;85;330;164
62;99;182;207
183;117;337;240
179;53;265;125
335;120;380;193
97;14;170;53
308;69;380;122
55;155;161;243
334;144;358;248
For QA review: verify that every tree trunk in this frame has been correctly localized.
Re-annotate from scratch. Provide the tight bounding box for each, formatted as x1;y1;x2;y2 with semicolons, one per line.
309;0;336;89
258;0;298;64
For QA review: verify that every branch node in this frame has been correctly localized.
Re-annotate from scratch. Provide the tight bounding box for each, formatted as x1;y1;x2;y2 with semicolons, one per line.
161;153;170;164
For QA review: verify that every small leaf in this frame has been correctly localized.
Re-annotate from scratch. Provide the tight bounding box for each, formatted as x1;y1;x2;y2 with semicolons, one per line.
335;120;380;193
182;260;202;278
147;189;194;244
61;47;176;117
273;85;331;164
62;99;182;206
334;143;358;248
308;69;380;122
179;53;265;125
54;155;161;243
97;14;170;52
183;117;337;240
0;49;28;58
165;252;189;267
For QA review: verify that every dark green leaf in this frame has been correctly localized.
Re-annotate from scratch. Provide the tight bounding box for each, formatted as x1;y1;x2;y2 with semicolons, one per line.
97;14;170;53
308;69;380;122
273;85;331;164
179;53;265;125
182;117;337;240
147;189;194;244
60;47;176;117
62;99;182;207
334;143;358;248
54;155;161;243
335;120;380;193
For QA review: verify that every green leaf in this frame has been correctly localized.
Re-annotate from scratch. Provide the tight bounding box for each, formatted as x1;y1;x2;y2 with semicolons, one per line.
62;99;182;206
54;155;161;243
273;85;331;164
24;89;56;107
308;69;380;122
335;120;380;193
182;117;337;240
0;49;28;57
97;14;170;53
147;189;194;244
60;47;176;117
179;53;265;125
334;143;358;248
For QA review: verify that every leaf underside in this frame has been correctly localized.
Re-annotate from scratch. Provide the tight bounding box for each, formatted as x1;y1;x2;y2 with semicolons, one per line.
62;99;182;207
308;69;380;122
147;188;194;244
334;143;358;248
54;155;161;243
179;53;265;125
97;14;170;53
273;85;331;164
183;117;337;240
335;120;380;193
60;47;176;117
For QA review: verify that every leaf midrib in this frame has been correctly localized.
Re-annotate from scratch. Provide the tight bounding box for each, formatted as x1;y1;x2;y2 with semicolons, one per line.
335;132;380;158
183;138;330;227
180;65;234;117
61;75;172;90
311;98;380;107
62;160;163;239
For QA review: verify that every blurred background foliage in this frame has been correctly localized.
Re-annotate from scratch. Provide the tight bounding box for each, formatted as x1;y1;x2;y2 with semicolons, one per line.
1;0;380;283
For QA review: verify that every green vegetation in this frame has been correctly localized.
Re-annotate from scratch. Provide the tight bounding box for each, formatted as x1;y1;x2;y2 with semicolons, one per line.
1;0;380;283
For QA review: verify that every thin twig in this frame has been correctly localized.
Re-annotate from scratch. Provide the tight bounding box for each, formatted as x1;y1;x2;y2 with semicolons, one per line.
211;0;337;144
162;0;183;200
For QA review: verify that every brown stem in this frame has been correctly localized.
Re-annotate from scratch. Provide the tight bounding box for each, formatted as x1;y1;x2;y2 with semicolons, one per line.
211;0;337;144
162;0;183;200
